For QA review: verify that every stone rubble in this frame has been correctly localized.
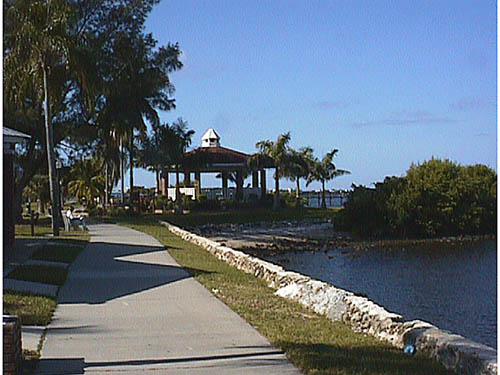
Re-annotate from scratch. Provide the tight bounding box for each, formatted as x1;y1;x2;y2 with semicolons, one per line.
160;220;497;375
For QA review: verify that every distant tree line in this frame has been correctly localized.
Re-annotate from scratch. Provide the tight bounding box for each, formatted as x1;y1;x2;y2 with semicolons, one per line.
339;158;497;238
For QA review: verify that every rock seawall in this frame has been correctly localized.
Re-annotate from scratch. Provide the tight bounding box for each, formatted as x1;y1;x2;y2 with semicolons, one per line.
160;220;497;375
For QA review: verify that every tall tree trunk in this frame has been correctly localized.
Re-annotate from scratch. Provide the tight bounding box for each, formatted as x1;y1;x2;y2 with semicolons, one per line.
155;170;160;194
42;64;60;236
295;177;301;207
109;167;115;206
273;167;280;211
129;129;134;207
321;180;327;210
120;139;125;205
104;164;108;208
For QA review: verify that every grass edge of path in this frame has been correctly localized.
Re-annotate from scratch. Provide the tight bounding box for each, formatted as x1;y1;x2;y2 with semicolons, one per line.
4;230;90;373
122;220;454;375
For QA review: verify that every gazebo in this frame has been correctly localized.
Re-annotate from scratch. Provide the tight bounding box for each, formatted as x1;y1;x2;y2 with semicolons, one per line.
160;129;267;200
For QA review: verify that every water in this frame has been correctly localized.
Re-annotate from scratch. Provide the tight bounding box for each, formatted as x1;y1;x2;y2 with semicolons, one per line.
264;240;497;349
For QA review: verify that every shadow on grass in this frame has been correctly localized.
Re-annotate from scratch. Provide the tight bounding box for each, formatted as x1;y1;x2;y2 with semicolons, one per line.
31;239;88;264
277;342;454;375
7;265;68;286
47;237;89;246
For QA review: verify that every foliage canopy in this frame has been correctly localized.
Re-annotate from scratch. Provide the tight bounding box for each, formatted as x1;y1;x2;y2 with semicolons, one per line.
341;158;496;238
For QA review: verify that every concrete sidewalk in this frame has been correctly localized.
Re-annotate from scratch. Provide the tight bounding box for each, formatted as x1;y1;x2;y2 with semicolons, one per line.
36;223;301;374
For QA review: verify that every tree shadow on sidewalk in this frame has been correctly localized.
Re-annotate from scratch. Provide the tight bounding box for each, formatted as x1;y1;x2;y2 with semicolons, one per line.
57;241;212;305
35;350;290;375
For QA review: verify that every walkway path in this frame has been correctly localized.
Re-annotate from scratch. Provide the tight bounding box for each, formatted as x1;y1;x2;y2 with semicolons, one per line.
36;223;300;374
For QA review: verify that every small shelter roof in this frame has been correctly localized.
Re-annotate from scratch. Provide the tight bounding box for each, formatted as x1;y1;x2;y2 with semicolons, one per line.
180;145;251;173
186;145;250;166
3;127;31;145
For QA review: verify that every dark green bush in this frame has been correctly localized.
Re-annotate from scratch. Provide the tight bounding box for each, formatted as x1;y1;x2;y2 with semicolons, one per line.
341;159;496;238
152;195;169;210
108;207;128;217
89;206;105;217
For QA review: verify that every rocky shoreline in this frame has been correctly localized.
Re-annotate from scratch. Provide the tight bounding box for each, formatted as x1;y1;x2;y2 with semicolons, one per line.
164;220;498;375
191;219;496;257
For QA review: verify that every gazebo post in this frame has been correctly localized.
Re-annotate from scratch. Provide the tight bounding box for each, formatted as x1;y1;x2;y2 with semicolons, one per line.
252;171;259;188
160;173;168;195
221;172;228;198
235;170;243;201
260;169;267;200
184;172;191;186
194;171;201;199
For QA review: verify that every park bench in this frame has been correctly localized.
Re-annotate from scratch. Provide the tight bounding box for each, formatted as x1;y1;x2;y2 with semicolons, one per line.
61;211;82;231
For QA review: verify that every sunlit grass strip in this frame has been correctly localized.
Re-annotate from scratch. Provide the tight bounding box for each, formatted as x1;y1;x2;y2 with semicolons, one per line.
15;223;52;238
122;219;453;375
3;291;56;326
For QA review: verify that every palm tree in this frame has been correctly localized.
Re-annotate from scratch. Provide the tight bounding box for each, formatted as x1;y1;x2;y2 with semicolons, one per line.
138;123;178;193
4;0;73;235
24;175;50;214
97;34;182;207
168;118;195;214
67;158;106;207
252;132;291;210
283;146;315;207
307;149;351;209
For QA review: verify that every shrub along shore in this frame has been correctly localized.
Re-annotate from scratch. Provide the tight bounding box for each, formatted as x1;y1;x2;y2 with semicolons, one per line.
339;159;496;239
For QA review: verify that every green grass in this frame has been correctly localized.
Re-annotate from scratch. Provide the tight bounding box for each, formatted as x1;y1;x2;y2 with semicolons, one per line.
4;221;91;375
31;238;88;263
16;217;91;240
122;218;454;375
15;219;53;237
3;291;56;326
8;265;68;286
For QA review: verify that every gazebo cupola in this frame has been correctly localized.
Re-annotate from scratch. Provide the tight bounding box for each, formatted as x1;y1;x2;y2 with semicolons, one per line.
201;128;220;148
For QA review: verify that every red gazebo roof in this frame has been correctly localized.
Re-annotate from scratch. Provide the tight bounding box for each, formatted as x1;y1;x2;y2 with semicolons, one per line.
185;145;251;165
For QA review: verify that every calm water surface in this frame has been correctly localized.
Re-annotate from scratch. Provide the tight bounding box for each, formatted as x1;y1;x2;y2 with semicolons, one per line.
264;240;497;349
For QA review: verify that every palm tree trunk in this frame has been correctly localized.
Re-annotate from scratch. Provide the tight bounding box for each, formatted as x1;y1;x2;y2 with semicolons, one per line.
42;64;60;236
104;164;108;208
155;170;160;194
129;129;134;207
321;180;327;210
273;167;280;211
120;139;125;205
295;177;301;207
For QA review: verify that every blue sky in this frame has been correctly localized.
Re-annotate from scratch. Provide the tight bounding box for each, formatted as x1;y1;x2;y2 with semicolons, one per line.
130;0;497;191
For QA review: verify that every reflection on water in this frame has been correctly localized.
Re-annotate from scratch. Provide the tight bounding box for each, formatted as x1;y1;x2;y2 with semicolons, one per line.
265;240;497;349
